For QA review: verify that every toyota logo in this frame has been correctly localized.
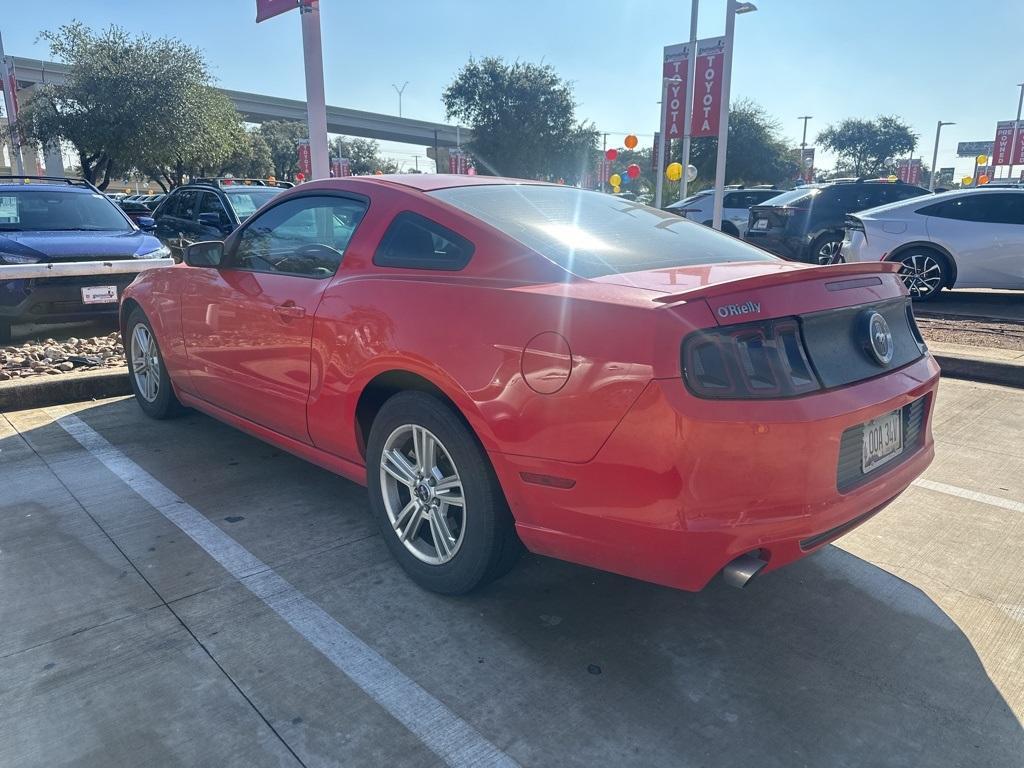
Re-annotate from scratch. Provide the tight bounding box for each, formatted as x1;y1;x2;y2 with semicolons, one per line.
865;312;894;365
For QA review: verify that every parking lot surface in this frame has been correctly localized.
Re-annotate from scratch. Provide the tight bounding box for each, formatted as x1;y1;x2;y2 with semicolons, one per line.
2;379;1022;767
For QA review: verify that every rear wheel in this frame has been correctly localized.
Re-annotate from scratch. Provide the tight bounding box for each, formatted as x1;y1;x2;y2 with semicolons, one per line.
812;233;844;265
126;307;182;419
894;249;946;300
366;391;521;594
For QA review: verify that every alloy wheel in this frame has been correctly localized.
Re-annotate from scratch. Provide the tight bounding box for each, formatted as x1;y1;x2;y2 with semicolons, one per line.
379;424;466;565
897;253;943;298
817;239;844;265
130;323;160;403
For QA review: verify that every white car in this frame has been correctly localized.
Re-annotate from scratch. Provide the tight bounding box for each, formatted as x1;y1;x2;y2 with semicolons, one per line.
841;187;1024;299
666;187;779;237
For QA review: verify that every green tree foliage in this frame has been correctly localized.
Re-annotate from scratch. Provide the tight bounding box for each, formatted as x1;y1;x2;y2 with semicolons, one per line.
222;128;274;179
330;136;400;175
816;116;918;177
442;57;599;182
20;23;250;190
687;100;798;189
259;120;308;180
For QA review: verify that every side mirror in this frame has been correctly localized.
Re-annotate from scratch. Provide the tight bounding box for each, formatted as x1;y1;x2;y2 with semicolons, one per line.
137;216;156;231
185;240;225;268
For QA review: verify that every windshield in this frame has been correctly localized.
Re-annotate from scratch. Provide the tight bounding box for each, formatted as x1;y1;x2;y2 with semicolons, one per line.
0;189;132;232
431;184;775;278
760;188;821;207
226;188;282;220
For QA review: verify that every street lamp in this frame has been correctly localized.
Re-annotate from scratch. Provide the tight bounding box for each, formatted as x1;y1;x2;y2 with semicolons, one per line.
798;116;813;181
711;0;757;230
392;81;409;118
929;120;955;191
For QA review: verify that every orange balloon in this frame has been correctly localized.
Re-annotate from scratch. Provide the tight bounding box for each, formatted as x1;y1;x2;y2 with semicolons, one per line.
624;134;638;149
979;174;990;185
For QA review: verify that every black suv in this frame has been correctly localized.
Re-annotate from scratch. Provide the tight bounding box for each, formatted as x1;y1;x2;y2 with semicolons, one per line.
744;179;930;263
152;179;287;261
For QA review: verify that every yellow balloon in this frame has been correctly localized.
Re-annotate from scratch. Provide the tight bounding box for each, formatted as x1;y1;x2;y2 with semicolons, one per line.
976;154;988;166
961;176;973;186
612;184;621;193
609;173;622;187
887;174;898;182
666;162;683;181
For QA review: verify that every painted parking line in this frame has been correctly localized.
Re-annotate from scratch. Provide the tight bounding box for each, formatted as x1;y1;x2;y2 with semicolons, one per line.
51;412;518;768
913;479;1024;514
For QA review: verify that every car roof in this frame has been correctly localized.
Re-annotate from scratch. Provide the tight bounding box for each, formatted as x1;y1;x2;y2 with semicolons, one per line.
297;174;558;194
0;182;97;193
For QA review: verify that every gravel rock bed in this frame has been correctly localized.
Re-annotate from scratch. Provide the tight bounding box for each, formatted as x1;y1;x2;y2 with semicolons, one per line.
917;317;1024;352
0;333;127;382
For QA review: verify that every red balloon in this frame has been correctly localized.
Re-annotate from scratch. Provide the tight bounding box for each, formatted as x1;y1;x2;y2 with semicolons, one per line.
605;148;618;161
626;163;641;179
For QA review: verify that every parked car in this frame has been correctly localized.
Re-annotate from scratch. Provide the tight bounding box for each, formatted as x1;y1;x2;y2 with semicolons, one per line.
0;175;170;342
666;186;780;237
122;175;938;595
841;187;1024;299
745;179;930;263
151;179;285;260
119;199;158;226
138;193;166;211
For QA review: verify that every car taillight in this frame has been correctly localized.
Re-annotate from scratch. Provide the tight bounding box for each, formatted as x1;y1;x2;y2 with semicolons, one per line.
681;318;821;399
845;215;865;232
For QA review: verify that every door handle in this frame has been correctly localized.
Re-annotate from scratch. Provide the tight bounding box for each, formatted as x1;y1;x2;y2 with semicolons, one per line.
273;302;306;320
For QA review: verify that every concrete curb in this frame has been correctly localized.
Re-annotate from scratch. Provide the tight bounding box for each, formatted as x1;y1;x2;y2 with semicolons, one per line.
932;354;1023;389
0;368;130;412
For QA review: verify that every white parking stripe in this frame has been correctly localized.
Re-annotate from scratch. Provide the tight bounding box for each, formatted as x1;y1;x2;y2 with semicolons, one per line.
913;479;1024;514
53;413;519;768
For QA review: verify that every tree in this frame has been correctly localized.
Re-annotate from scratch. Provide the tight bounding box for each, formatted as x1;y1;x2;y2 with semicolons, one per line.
222;128;274;179
816;116;918;178
330;136;399;175
686;100;798;190
442;57;598;182
20;22;247;190
259;120;307;180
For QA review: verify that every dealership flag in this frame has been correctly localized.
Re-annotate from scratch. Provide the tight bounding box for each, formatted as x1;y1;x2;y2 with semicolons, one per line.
992;120;1024;166
256;0;303;22
661;43;691;141
691;38;727;139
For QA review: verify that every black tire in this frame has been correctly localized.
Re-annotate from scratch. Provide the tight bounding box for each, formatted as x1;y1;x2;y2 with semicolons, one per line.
124;307;183;419
893;248;947;301
811;233;844;265
366;391;522;595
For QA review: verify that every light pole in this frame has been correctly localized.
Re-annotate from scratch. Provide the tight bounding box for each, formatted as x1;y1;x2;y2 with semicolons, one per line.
1008;82;1023;179
392;81;409;118
679;0;699;202
798;115;812;182
300;1;329;180
929;120;955;191
711;0;757;231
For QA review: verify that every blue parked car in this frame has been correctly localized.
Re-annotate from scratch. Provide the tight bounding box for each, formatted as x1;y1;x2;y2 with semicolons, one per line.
0;176;170;342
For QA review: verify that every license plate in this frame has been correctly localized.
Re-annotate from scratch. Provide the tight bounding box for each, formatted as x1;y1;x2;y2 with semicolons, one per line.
862;410;903;473
751;218;768;230
81;285;118;304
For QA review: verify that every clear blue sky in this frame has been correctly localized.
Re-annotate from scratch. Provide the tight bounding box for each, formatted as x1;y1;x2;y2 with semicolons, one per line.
4;0;1023;179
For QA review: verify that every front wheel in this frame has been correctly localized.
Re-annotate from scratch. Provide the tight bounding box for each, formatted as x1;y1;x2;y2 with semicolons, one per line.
895;250;946;300
366;391;521;594
126;308;182;418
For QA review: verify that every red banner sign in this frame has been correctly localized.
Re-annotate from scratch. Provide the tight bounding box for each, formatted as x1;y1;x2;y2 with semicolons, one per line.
448;149;470;174
897;159;922;185
661;43;690;141
256;0;302;22
992;120;1024;166
691;38;726;138
297;140;312;179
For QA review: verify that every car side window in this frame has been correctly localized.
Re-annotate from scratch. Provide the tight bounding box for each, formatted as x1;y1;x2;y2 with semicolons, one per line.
723;192;740;208
920;195;1003;223
230;195;368;278
374;211;474;271
175;190;198;221
157;193;180;218
198;192;231;228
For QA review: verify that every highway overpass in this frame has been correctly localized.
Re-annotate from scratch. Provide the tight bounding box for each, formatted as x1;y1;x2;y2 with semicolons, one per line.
10;56;468;148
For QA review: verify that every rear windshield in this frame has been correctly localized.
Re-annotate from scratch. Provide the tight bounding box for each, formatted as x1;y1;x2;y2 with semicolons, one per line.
226;188;283;220
759;188;821;208
0;189;132;232
430;185;775;278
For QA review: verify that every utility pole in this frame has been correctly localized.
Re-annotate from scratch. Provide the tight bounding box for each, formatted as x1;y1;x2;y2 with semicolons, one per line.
392;81;409;118
1008;82;1024;179
300;1;329;180
798;115;812;182
679;0;699;202
602;132;608;193
929;121;954;191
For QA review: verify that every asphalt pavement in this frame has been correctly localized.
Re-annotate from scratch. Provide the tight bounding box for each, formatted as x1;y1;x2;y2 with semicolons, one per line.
1;379;1022;767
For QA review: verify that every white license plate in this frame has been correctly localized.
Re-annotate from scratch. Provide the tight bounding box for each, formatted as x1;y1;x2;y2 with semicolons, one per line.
862;410;903;474
751;218;768;230
81;285;118;304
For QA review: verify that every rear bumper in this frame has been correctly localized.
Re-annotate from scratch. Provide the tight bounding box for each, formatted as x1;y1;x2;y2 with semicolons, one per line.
0;274;137;323
744;231;810;262
490;354;939;591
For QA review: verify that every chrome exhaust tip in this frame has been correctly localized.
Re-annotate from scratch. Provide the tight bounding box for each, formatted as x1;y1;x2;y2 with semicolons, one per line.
722;554;768;589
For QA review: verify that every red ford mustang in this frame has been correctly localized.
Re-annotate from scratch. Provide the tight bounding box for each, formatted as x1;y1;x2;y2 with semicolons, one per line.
121;175;939;594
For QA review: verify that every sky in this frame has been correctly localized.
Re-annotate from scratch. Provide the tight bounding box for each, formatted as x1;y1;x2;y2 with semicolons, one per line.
3;0;1023;181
